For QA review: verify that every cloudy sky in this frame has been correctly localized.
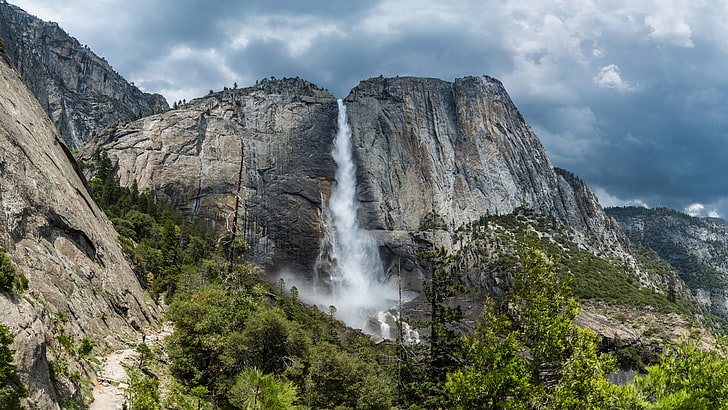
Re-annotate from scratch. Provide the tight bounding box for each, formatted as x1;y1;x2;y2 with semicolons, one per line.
12;0;728;218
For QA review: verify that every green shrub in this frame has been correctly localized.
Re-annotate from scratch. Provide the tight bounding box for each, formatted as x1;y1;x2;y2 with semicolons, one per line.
78;338;97;356
127;369;161;410
0;248;25;293
227;369;299;409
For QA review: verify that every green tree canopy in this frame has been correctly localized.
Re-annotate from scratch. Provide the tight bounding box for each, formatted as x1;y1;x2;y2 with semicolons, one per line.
614;338;728;408
446;248;617;408
304;342;392;410
0;324;28;409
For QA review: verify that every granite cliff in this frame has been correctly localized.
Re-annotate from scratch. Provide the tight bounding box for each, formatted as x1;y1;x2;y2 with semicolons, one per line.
79;78;338;275
344;76;632;288
78;75;650;295
0;1;168;150
0;51;159;408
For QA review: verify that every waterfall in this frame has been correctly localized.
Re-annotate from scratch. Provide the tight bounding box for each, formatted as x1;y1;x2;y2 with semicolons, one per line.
328;100;384;292
314;99;397;330
279;99;419;342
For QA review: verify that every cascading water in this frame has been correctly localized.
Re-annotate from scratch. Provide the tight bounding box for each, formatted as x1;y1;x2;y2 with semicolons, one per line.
328;100;385;295
310;100;416;341
314;100;397;329
272;99;420;341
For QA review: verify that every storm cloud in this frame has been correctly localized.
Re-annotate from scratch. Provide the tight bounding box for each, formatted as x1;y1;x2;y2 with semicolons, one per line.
12;0;728;217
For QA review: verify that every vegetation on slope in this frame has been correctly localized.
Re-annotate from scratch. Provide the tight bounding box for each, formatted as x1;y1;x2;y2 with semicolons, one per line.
0;248;27;294
0;324;28;409
607;206;728;291
450;207;693;315
606;206;728;329
83;155;728;409
84;152;217;300
82;154;395;408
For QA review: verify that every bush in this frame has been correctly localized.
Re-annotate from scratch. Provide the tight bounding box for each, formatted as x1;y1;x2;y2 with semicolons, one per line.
227;369;299;409
78;338;96;356
127;369;161;410
0;248;24;293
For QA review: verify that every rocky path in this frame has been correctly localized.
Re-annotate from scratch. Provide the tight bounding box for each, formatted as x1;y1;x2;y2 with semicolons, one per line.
90;324;172;409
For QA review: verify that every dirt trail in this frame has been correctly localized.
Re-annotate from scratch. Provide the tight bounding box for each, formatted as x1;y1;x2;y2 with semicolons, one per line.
90;324;172;410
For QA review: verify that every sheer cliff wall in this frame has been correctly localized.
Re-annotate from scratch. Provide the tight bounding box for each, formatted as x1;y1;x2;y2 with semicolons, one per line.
0;52;158;409
79;76;630;291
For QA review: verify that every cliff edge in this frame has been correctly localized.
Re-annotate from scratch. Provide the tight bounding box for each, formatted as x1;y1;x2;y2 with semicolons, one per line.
0;2;168;149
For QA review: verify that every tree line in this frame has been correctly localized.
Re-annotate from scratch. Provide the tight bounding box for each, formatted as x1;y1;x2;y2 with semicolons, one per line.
79;154;728;408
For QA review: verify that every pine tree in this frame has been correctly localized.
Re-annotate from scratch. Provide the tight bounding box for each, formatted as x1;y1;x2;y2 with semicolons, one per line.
421;247;465;382
397;246;467;408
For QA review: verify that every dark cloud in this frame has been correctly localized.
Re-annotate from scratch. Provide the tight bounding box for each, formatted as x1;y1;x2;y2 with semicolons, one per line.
11;0;728;218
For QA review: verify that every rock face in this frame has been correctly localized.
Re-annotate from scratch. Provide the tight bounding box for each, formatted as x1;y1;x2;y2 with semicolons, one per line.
346;76;557;229
345;77;622;239
79;78;338;275
80;75;636;293
0;1;168;149
607;207;728;318
0;52;158;408
344;76;628;286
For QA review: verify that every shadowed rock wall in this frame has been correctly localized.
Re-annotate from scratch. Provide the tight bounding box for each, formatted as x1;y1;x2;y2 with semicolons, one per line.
0;2;168;149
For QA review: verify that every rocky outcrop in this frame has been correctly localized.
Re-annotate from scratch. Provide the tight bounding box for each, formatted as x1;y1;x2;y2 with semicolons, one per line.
607;207;728;318
0;1;168;149
79;78;338;275
0;52;159;408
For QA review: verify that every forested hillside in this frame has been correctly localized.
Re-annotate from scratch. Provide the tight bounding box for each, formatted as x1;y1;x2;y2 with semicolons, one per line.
76;156;728;409
607;206;728;322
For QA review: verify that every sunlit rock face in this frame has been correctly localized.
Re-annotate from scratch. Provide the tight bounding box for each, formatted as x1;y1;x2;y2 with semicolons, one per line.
80;75;629;292
0;53;159;409
0;1;168;149
78;78;339;275
344;76;628;289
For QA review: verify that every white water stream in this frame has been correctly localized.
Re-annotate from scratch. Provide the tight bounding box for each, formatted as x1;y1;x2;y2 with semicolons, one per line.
278;99;417;341
320;100;397;328
316;100;417;340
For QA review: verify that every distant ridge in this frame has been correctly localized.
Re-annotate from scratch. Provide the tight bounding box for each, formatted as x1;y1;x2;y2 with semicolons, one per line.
607;206;728;320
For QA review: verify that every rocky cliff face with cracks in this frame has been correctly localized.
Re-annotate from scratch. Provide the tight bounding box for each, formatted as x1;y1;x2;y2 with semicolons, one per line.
0;1;168;150
79;75;647;296
79;78;338;276
344;76;633;289
0;52;159;409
